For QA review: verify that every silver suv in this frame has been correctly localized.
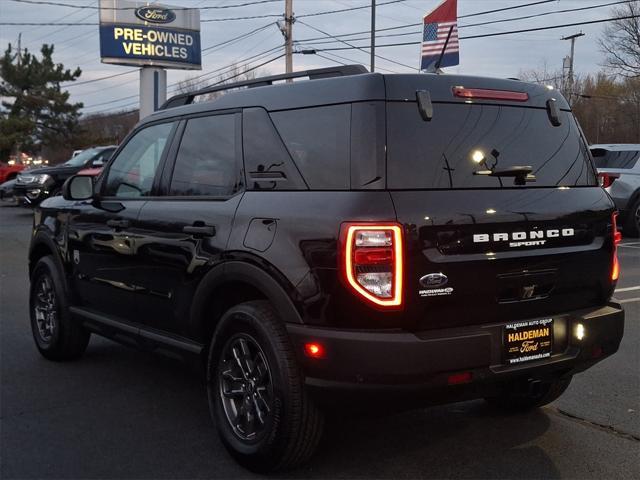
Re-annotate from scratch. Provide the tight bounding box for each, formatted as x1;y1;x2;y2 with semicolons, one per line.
591;144;640;237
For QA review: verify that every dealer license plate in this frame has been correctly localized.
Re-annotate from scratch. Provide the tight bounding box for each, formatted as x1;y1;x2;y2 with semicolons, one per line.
504;318;553;365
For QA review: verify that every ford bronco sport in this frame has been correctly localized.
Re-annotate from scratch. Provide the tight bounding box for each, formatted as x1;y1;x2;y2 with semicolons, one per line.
28;66;625;472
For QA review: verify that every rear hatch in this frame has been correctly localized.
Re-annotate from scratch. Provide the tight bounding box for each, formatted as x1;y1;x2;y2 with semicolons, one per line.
384;75;617;330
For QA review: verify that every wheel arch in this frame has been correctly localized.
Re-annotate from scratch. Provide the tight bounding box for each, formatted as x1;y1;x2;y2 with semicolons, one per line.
29;233;71;292
190;260;304;347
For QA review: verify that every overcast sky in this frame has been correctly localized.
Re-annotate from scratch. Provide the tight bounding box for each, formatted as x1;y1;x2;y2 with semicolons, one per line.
0;0;624;115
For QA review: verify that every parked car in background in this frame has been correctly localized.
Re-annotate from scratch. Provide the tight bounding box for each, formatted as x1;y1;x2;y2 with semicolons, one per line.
591;144;640;237
0;159;26;184
14;146;116;206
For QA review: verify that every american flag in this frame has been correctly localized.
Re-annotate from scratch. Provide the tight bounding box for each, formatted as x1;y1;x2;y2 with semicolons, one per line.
422;21;459;57
420;0;459;71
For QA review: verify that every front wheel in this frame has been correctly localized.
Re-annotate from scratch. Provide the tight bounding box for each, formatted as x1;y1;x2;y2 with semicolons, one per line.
29;256;90;360
207;301;324;473
486;376;572;412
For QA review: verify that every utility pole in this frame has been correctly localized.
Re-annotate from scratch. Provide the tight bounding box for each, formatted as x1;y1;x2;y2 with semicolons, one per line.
370;0;376;72
17;32;21;67
561;31;584;106
284;0;293;75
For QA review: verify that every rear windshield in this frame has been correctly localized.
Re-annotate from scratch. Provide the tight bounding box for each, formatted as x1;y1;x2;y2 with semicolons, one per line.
387;103;597;189
591;148;639;169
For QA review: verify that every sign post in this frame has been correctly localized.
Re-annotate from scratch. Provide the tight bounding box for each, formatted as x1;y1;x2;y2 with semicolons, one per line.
99;0;201;118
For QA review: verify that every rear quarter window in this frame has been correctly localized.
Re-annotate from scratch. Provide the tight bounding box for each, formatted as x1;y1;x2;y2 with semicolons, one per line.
270;104;350;190
387;103;597;189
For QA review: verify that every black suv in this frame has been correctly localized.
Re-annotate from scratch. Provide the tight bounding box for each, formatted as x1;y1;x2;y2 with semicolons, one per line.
28;66;625;472
14;146;115;205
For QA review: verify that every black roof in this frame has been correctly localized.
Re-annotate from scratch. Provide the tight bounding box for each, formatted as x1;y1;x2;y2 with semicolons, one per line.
143;65;569;126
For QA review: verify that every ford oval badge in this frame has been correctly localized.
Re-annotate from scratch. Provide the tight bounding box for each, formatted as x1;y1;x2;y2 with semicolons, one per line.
135;6;176;24
419;273;448;288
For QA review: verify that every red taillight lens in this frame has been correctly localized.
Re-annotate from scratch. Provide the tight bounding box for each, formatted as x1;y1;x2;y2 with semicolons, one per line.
453;86;529;102
598;172;619;188
340;223;403;308
612;211;621;281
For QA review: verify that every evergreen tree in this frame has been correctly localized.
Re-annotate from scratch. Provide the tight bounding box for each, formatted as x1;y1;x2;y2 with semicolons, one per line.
0;43;82;161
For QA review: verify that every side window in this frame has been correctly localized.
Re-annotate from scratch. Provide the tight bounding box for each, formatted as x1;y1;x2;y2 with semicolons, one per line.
169;114;238;196
270;104;350;190
243;107;307;190
103;123;174;197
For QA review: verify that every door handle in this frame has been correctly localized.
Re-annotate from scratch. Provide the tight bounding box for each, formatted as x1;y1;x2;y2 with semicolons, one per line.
182;224;216;237
106;219;130;229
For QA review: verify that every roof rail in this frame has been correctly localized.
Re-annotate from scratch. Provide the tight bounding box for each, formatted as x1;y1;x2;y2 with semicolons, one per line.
160;64;368;110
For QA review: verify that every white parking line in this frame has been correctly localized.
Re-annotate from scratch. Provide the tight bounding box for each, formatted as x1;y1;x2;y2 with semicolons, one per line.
619;297;640;304
615;286;640;293
619;244;640;249
620;241;640;246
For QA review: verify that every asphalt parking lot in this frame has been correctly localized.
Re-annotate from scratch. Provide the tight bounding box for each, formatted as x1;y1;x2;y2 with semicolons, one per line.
1;204;638;479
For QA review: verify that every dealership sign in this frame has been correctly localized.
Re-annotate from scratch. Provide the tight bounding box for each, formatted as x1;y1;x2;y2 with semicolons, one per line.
99;0;201;70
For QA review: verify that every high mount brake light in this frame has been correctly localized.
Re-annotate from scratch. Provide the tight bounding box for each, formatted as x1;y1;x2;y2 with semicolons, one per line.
453;86;529;102
612;212;621;282
340;223;403;309
598;172;619;188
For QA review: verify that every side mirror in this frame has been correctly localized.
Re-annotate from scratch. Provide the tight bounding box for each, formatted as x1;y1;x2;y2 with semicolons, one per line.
62;175;95;201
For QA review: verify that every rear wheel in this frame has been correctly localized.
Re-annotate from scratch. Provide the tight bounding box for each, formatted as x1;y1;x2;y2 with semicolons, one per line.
486;376;572;412
207;300;323;473
29;256;90;360
625;198;640;237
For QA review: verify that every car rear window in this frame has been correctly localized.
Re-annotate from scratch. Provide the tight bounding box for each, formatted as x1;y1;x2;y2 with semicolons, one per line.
591;148;639;169
387;103;597;189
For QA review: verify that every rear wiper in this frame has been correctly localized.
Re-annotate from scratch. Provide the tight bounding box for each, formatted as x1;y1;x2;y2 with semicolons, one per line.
474;166;536;186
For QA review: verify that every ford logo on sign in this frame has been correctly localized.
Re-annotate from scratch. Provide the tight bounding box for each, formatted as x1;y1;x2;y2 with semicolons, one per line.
135;6;176;24
419;273;448;288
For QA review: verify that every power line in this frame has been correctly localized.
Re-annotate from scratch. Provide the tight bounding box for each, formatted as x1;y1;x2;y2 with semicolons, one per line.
295;0;630;46
297;20;415;71
82;46;283;110
7;0;280;10
311;15;640;52
2;0;407;25
84;52;285;113
62;69;138;88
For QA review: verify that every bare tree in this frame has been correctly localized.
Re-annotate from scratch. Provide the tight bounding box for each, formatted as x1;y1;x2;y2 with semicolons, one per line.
174;63;267;101
599;0;640;78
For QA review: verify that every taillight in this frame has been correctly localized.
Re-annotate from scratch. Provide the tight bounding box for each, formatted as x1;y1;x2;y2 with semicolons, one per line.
611;211;621;282
340;223;403;309
452;86;529;102
598;172;619;188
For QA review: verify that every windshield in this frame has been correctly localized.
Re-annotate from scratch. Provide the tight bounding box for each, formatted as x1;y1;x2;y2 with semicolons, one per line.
63;148;102;167
387;103;597;189
591;148;639;169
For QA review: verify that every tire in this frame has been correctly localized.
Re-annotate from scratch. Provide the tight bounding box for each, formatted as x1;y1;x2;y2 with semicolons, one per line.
486;376;572;412
207;300;324;473
624;198;640;238
29;256;90;360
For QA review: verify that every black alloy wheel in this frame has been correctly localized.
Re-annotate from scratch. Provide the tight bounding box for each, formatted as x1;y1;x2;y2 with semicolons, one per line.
29;256;90;360
207;300;324;472
218;334;274;441
33;273;58;343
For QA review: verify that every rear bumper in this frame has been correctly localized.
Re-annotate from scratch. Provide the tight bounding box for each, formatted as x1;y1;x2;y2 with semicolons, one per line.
287;303;624;403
